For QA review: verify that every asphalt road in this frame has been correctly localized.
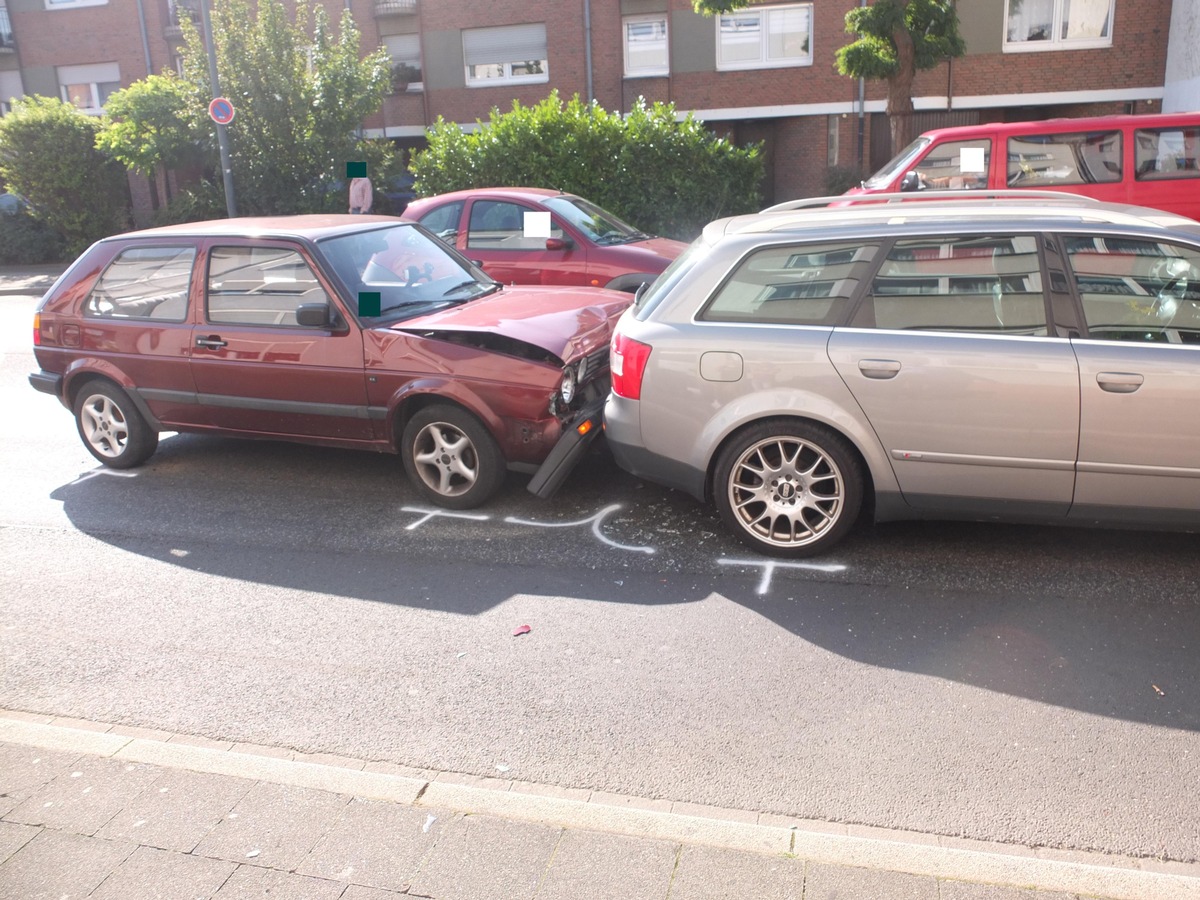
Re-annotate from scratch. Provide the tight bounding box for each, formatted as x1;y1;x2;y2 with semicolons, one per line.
3;293;1198;864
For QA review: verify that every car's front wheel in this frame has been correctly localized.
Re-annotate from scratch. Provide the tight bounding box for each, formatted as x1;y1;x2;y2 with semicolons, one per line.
714;420;862;557
73;380;159;469
401;404;505;509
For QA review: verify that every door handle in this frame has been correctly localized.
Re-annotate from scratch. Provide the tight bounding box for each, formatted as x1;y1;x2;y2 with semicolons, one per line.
195;336;227;349
857;359;901;379
1096;372;1143;393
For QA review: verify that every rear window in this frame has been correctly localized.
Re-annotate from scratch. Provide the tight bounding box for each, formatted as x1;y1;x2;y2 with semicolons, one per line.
84;245;194;322
1134;128;1200;181
1007;131;1121;186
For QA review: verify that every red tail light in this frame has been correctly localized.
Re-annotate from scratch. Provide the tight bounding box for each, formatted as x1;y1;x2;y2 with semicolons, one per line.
33;313;41;347
611;331;651;400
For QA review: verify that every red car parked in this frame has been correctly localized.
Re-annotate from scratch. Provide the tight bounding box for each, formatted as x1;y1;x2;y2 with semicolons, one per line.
402;187;687;293
29;216;630;507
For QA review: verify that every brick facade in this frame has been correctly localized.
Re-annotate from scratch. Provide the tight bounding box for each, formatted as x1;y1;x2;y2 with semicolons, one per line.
0;0;1175;213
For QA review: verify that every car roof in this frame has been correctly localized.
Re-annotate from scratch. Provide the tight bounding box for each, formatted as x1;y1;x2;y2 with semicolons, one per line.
410;187;575;206
708;194;1200;242
102;214;406;243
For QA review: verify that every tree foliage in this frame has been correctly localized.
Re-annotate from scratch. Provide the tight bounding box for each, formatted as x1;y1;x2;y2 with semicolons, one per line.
693;0;965;154
410;92;763;241
176;0;393;215
0;96;130;255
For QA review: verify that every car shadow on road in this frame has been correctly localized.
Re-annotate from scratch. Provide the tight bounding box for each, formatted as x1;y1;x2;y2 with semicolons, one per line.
52;433;1200;734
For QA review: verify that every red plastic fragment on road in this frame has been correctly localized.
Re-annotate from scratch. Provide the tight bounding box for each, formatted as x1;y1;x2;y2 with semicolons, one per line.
513;624;532;637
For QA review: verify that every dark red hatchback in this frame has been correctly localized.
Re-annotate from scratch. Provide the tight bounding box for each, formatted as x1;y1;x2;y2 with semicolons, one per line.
30;216;630;507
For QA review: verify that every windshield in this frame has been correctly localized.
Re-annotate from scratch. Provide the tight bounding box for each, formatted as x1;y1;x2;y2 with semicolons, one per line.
318;223;497;321
862;137;932;190
543;195;650;245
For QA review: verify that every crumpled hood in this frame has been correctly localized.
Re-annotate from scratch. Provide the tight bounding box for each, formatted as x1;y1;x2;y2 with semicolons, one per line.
394;285;632;362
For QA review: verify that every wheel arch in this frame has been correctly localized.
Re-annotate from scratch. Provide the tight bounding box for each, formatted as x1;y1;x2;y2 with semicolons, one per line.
63;363;163;431
385;380;507;454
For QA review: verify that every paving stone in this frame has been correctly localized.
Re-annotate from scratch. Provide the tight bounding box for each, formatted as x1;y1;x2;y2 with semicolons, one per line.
296;798;442;892
196;781;350;870
89;844;236;900
0;829;135;900
536;829;677;900
211;864;346;899
7;755;163;836
669;845;806;900
805;862;939;900
408;813;562;900
339;886;410;899
939;881;1079;899
0;821;39;866
0;743;81;816
96;768;254;853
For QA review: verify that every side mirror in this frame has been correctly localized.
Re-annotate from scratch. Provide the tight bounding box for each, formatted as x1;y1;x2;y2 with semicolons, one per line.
899;171;921;192
545;237;575;251
296;302;331;327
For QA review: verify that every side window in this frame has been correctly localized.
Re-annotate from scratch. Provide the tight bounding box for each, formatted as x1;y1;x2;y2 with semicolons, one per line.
466;201;562;250
856;235;1048;335
1134;128;1200;181
207;246;331;327
1008;131;1121;185
1065;237;1200;343
84;245;194;321
912;140;990;190
418;201;464;240
700;242;878;325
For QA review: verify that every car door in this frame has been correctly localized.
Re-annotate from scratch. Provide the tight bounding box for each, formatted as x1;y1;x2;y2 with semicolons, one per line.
1063;233;1200;521
827;233;1080;515
189;240;374;441
462;198;588;286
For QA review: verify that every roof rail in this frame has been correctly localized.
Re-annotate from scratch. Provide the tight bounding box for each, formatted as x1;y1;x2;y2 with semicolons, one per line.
761;189;1108;213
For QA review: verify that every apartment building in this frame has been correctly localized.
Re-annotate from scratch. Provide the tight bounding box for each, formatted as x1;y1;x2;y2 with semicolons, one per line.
0;0;1180;208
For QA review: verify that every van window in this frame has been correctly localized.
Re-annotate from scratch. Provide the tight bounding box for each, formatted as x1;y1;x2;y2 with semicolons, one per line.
911;140;990;190
1134;128;1200;181
1007;131;1121;186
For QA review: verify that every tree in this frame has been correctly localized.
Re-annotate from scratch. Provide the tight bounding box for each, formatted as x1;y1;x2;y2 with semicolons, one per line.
410;92;762;241
0;96;130;255
96;73;202;210
693;0;965;153
176;0;393;215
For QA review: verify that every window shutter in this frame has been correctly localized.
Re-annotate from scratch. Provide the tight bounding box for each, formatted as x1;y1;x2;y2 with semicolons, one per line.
463;23;546;66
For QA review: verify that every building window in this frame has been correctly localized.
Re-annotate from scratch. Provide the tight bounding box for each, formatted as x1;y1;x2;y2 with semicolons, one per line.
45;0;108;8
385;34;423;92
463;23;548;87
0;71;21;116
0;6;14;49
624;15;668;77
58;62;121;114
717;3;812;71
1004;0;1113;51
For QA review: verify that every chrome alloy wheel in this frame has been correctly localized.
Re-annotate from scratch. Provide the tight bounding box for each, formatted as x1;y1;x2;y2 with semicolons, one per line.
726;435;846;549
410;420;480;498
78;393;131;459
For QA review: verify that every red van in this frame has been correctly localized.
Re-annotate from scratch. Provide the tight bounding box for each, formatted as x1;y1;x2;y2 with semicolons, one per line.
848;112;1200;220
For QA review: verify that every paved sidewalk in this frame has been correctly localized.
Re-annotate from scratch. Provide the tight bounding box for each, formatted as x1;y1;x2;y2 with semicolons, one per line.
2;712;1197;900
0;263;64;297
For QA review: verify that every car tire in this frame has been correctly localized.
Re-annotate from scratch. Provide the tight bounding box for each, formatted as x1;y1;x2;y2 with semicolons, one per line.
714;420;862;558
401;404;505;509
73;380;158;469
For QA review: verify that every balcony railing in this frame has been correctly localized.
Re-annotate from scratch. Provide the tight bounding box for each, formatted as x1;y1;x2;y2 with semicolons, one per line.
0;7;15;52
374;0;416;16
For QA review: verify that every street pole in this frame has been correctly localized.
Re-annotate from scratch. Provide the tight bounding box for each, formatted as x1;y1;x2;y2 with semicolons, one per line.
199;0;237;217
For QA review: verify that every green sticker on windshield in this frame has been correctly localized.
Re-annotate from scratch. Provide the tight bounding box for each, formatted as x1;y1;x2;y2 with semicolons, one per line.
358;291;381;317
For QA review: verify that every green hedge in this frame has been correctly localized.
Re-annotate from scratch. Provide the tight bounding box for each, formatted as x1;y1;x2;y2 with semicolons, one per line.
0;210;67;265
410;92;763;242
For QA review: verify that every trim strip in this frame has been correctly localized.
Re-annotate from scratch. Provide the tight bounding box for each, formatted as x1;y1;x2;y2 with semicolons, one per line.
136;388;387;421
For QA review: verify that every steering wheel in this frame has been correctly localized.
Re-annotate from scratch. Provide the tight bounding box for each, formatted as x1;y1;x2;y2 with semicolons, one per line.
403;264;434;285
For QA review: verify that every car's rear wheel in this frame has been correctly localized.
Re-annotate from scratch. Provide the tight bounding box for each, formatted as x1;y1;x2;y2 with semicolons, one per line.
73;380;158;469
714;420;862;557
401;404;505;509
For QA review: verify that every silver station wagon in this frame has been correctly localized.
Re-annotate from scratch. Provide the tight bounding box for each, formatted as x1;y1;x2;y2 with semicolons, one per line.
604;193;1200;556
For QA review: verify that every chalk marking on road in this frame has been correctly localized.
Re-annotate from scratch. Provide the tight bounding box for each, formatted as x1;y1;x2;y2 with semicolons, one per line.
401;506;491;531
718;557;847;595
505;504;655;555
68;469;140;486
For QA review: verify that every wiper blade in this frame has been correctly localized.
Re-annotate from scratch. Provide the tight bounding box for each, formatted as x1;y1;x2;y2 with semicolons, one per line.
443;280;501;300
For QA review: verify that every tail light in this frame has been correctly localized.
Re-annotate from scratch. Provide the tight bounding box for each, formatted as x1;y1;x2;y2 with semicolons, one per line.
611;330;651;400
33;313;41;347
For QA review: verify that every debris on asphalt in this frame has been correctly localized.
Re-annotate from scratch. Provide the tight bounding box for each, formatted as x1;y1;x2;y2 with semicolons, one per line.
513;624;531;637
1153;684;1166;697
246;849;260;858
495;764;510;773
423;814;436;833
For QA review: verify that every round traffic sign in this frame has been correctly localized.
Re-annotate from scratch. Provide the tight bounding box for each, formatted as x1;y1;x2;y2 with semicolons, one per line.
208;97;235;125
